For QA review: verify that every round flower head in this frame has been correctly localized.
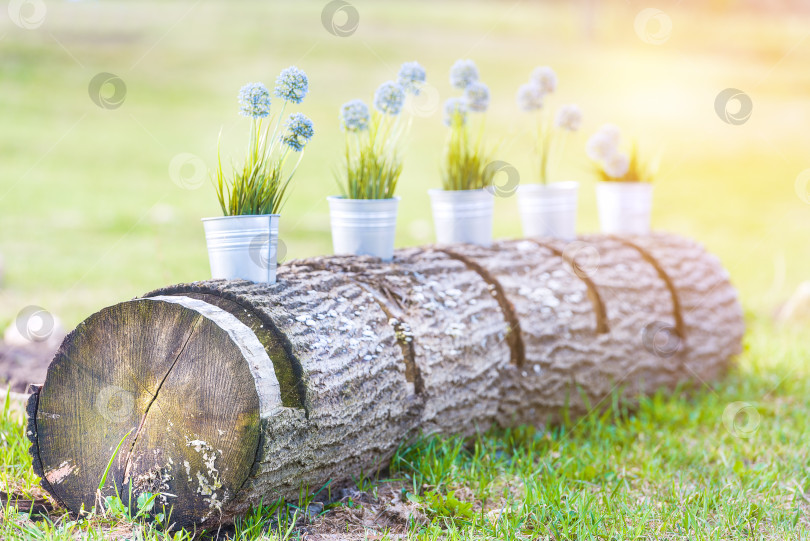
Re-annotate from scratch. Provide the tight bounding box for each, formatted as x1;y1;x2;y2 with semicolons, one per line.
282;112;314;152
374;81;406;115
531;66;557;94
238;82;271;118
516;82;544;112
463;81;490;113
274;66;309;104
449;59;479;90
398;61;426;96
596;123;621;146
603;152;630;178
586;124;622;162
340;99;370;132
443;97;467;126
555;104;583;131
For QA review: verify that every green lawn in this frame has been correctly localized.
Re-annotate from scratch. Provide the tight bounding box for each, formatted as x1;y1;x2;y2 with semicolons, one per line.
3;320;810;539
2;0;810;538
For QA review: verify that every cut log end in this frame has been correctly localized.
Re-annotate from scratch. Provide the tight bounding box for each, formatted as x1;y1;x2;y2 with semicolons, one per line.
28;296;277;526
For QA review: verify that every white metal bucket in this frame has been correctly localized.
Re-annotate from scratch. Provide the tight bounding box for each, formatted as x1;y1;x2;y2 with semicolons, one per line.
327;196;399;261
596;182;653;234
428;188;494;246
202;214;280;284
517;181;579;240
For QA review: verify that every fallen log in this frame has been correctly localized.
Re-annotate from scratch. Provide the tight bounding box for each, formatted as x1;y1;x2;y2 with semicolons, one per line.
27;233;744;528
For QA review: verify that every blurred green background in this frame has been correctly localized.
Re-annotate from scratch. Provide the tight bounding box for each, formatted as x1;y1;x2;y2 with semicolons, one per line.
1;0;809;328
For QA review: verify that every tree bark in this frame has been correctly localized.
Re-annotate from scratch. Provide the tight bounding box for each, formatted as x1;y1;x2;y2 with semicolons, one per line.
27;233;744;529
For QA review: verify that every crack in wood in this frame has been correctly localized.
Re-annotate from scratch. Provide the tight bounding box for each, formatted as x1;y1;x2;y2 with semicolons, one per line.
120;316;202;493
175;292;305;410
435;248;526;367
144;285;308;414
611;237;686;350
353;281;425;395
526;239;609;334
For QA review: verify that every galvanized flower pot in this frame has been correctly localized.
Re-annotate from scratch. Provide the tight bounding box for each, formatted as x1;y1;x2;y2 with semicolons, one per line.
202;214;280;283
428;188;494;246
517;181;579;240
327;196;400;261
596;181;653;234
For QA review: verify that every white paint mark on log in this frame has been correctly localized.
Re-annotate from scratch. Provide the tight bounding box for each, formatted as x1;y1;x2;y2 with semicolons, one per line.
185;438;225;512
45;461;74;485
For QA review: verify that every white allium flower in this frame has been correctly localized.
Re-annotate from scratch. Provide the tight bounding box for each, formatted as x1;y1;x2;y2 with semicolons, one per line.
340;99;370;132
586;134;615;162
373;81;406;115
443;97;467;126
555;104;582;131
398;61;426;95
585;124;622;162
516;82;544;112
463;81;490;113
282;112;314;152
531;66;557;94
596;123;621;147
274;66;309;104
449;59;479;90
238;82;271;118
603;152;630;178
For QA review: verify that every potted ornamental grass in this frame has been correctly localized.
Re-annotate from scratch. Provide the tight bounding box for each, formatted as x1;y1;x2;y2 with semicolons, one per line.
203;67;314;283
586;124;659;234
515;66;583;241
329;62;426;261
430;59;496;246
